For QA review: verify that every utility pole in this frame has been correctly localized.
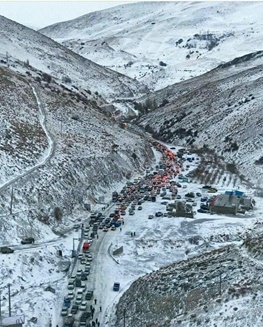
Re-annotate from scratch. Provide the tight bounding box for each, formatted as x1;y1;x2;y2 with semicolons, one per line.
10;186;14;215
8;284;11;317
60;113;63;136
0;291;2;324
6;51;9;67
219;271;222;296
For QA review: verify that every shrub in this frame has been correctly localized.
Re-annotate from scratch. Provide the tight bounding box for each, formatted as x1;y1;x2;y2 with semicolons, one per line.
42;73;52;83
62;76;72;84
160;99;169;107
132;152;137;160
159;61;167;66
54;207;63;220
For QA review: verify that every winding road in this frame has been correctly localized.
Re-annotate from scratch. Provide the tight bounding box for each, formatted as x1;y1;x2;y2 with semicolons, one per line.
0;83;56;193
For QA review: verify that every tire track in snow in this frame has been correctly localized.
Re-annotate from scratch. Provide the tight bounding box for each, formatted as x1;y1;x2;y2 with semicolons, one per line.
0;84;56;193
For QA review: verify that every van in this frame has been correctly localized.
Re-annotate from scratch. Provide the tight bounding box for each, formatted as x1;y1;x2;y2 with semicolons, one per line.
113;282;120;291
82;242;89;252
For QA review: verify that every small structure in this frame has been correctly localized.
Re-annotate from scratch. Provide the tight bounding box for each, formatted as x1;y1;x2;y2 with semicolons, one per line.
0;315;25;327
175;201;194;218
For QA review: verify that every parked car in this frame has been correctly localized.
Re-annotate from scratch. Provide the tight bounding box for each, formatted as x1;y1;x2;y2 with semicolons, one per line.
80;312;92;323
197;209;209;213
75;294;83;305
21;237;35;244
0;247;14;254
63;297;71;309
80;273;88;281
79;301;87;311
202;185;212;189
200;204;209;210
185;192;195;198
84;267;90;274
137;206;143;210
67;282;74;290
113;282;120;291
67;291;74;300
70;305;79;315
208;188;218;193
61;307;68;316
86;255;92;262
155;212;163;217
76;269;82;277
85;290;94;300
148;215;154;219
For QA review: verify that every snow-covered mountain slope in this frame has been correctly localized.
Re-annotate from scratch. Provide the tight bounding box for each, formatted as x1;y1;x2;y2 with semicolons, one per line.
137;50;263;188
114;236;263;327
0;15;148;100
39;1;263;91
0;62;154;245
0;49;155;325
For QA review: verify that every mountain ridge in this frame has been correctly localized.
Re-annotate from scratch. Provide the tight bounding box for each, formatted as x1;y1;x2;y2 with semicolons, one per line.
39;1;263;91
0;15;148;100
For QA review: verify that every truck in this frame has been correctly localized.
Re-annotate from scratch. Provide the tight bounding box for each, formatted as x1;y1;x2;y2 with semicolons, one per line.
82;242;89;252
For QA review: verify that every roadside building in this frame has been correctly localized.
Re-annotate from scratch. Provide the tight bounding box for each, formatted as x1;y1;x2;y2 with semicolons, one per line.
210;193;240;215
210;193;254;215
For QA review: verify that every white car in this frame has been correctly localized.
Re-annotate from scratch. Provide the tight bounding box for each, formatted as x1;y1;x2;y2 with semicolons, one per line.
76;289;84;296
67;283;74;290
79;301;87;311
76;269;82;277
61;308;68;316
86;256;92;262
68;291;74;300
75;294;83;305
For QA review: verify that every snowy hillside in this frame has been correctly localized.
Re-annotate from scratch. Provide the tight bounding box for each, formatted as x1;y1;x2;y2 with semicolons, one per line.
0;61;154;241
137;50;263;189
0;15;148;100
114;237;263;327
0;60;155;325
40;1;263;91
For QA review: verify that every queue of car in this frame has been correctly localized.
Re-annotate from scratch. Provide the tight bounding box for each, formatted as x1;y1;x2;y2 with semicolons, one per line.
60;141;208;327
